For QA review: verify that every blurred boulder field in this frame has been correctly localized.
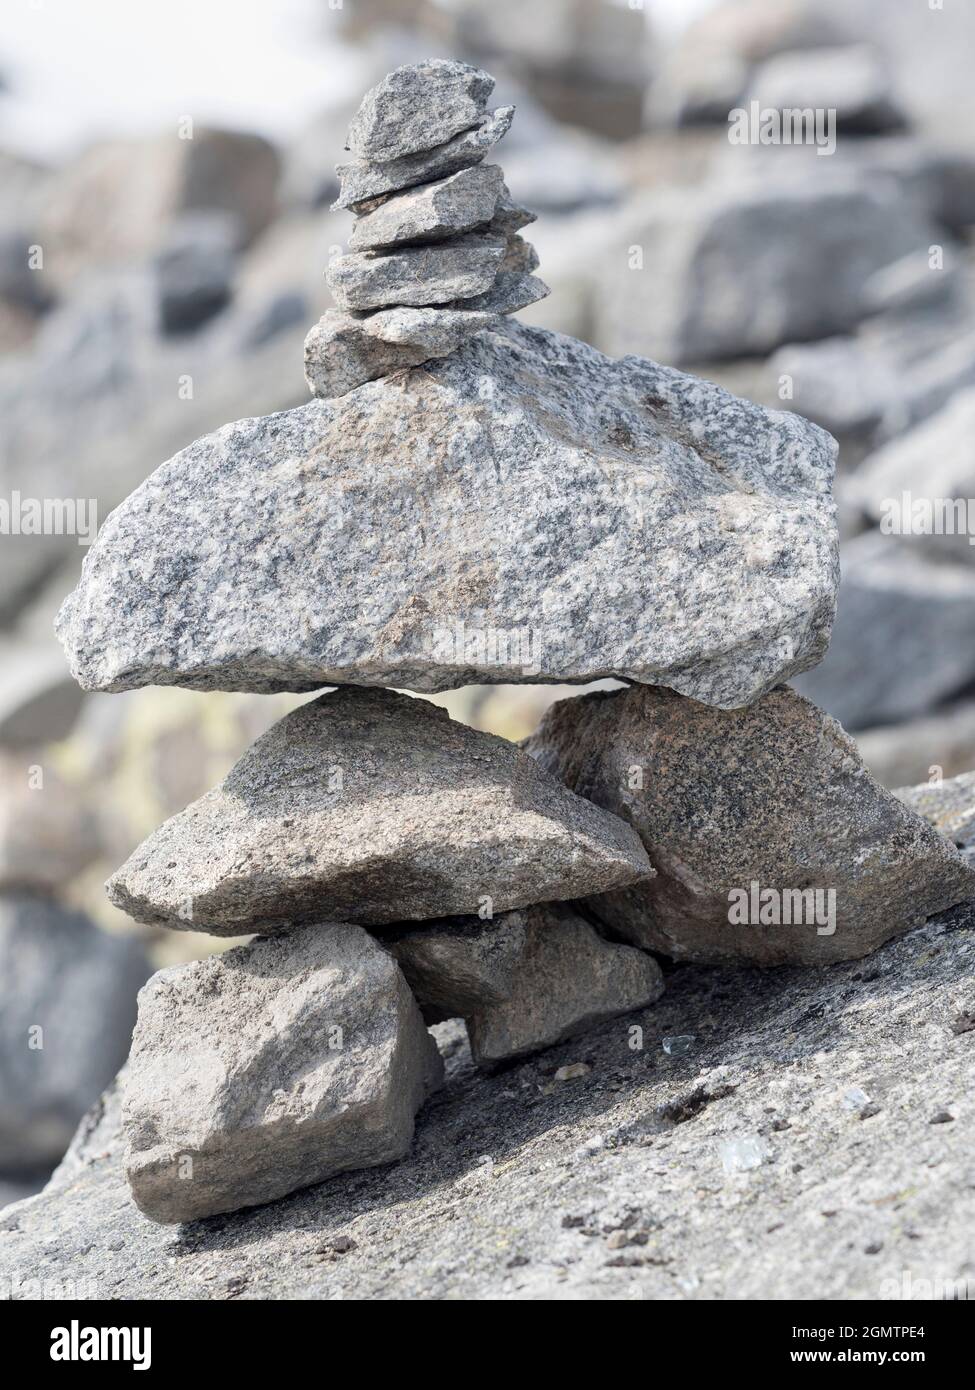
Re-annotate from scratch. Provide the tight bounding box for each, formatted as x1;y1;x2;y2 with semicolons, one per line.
2;0;975;1214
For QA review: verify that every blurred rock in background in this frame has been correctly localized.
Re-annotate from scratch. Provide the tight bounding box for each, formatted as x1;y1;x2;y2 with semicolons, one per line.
2;0;975;1196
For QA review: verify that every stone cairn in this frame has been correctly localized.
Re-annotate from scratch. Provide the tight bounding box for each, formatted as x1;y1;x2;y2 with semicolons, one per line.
306;59;549;399
55;61;975;1225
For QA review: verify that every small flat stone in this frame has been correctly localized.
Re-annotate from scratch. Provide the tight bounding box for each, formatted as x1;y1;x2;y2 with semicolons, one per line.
389;903;663;1062
333;107;515;212
327;235;504;310
107;687;652;935
349;165;504;251
346;60;495;163
448;271;549;316
525;684;975;966
303;306;495;399
303;310;441;398
501;235;540;273
464;905;664;1065
490;185;537;235
384;913;528;1023
122;924;443;1223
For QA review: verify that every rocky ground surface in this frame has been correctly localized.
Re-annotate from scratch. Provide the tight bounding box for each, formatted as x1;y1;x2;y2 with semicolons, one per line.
3;901;972;1301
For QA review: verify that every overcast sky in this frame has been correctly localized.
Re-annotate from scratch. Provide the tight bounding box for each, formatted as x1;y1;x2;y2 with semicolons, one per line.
0;0;713;161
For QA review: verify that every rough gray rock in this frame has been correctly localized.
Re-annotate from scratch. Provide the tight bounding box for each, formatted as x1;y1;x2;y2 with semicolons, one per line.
123;925;443;1223
0;756;101;891
5;902;974;1299
348;165;503;252
793;531;975;730
107;687;651;936
595;179;935;364
524;684;975;967
844;390;975;565
333;107;514;212
500;234;540;273
0;893;150;1171
303;305;495;398
304;275;551;399
464;906;665;1066
386;903;664;1063
747;45;908;135
490;185;537;235
385;913;528;1023
346;60;494;163
327;235;504;310
895;772;975;852
450;271;548;315
56;319;839;705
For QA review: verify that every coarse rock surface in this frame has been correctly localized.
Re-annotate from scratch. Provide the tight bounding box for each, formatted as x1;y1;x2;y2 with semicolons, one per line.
4;902;974;1299
107;687;651;936
386;903;664;1061
0;893;150;1172
793;532;975;730
123;925;443;1223
348;165;504;252
303;276;550;398
301;311;470;403
463;906;665;1066
56;319;839;705
895;772;975;853
327;235;504;311
346;60;495;163
524;684;975;967
333;107;514;211
595;179;935;364
0;756;102;891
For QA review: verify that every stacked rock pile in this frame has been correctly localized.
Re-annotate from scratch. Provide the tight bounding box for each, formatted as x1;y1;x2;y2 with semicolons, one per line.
54;62;975;1226
305;59;549;399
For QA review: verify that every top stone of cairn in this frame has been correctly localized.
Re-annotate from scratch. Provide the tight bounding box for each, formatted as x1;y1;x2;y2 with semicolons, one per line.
345;59;496;163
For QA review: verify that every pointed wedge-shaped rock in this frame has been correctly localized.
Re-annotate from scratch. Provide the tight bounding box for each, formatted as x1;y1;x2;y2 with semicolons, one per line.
525;685;975;966
107;688;652;935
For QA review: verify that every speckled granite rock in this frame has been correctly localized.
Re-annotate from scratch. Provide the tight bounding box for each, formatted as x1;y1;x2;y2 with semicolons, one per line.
895;771;975;852
385;903;664;1063
303;304;496;397
0;893;150;1171
333;106;514;212
123;925;443;1223
463;905;664;1066
327;235;505;310
524;685;975;967
5;902;973;1299
303;275;549;399
56;319;839;703
107;687;651;935
348;165;504;252
346;60;495;163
